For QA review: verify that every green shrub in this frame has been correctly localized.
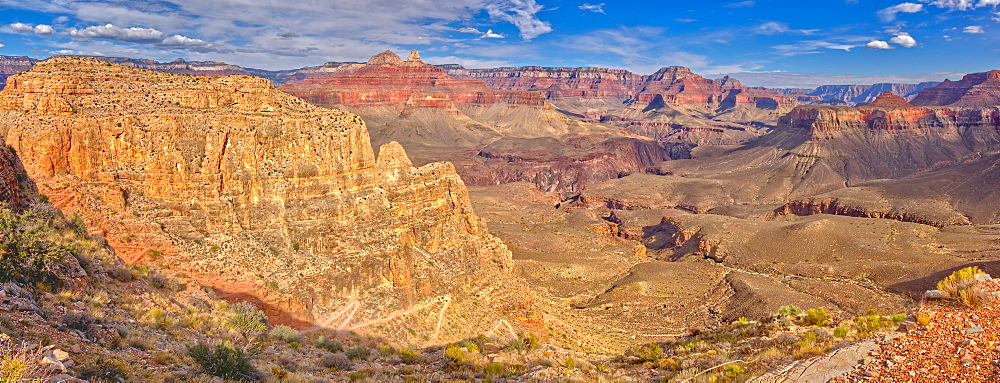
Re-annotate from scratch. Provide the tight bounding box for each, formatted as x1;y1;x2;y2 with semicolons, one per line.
0;205;66;284
348;371;368;381
444;344;467;363
484;362;506;376
224;301;268;335
0;335;53;382
186;342;257;381
77;356;127;381
801;308;831;326
270;326;299;343
319;353;352;370
833;326;849;338
316;336;343;353
778;305;802;317
345;347;369;361
398;347;419;364
148;308;173;329
723;364;744;378
628;343;663;362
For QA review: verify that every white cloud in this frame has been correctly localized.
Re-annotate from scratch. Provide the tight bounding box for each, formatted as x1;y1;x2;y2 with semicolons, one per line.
0;44;5;49
865;40;893;49
675;18;697;23
9;23;34;33
458;27;483;34
929;0;976;10
877;3;924;22
771;39;862;56
890;33;918;47
963;25;985;33
479;29;506;39
33;24;55;35
979;0;1000;5
69;24;166;43
579;3;606;14
725;1;756;8
484;0;553;40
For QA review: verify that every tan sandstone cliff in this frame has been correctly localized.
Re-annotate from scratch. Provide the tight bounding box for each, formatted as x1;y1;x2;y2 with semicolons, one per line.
0;56;535;345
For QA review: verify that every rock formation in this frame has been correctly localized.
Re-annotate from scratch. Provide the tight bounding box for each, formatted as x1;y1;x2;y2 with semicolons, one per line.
282;50;675;192
0;56;532;344
910;70;1000;107
792;82;939;104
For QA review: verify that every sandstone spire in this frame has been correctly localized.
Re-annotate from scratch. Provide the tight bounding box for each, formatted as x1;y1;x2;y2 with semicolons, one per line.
406;49;423;64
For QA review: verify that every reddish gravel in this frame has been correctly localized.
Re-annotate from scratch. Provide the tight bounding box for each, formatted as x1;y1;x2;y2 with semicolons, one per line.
839;279;1000;382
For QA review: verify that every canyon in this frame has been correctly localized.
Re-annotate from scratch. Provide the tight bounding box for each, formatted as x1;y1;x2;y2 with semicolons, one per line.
1;50;998;382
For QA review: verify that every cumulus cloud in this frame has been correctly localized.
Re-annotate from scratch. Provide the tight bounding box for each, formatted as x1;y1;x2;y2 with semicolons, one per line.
865;40;893;49
458;27;484;34
69;24;166;43
963;25;985;33
485;0;553;40
979;0;1000;5
9;22;54;35
890;33;918;47
479;29;506;39
877;2;924;22
9;23;34;33
0;44;5;48
579;3;606;14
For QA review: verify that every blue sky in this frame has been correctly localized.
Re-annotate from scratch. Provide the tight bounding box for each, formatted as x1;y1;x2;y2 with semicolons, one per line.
0;0;998;87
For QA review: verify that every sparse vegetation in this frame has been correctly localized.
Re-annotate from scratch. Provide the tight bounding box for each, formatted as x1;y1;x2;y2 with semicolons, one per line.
187;342;258;381
0;204;67;284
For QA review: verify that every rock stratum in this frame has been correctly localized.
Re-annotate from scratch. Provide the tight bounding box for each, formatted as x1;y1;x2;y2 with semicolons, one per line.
282;50;676;192
446;65;798;145
0;56;534;345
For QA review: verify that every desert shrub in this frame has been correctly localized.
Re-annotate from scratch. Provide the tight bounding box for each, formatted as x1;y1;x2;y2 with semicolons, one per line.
319;353;352;370
0;335;53;382
778;305;802;317
148;308;174;329
505;332;540;351
0;205;67;284
628;343;663;362
345;346;369;361
444;344;468;363
316;336;343;353
833;326;849;338
224;301;269;335
108;266;133;282
959;284;991;308
60;311;95;332
398;347;419;364
347;371;368;381
915;311;932;325
800;308;831;326
484;362;506;376
270;326;299;343
723;364;745;378
187;342;257;381
77;356;128;381
937;266;984;298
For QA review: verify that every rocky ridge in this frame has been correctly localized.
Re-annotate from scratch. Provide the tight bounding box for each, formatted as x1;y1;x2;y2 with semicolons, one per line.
0;56;532;345
911;70;1000;107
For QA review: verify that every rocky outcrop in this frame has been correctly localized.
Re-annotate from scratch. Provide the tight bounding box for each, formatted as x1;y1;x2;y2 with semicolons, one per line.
0;56;532;344
910;70;1000;107
0;143;30;208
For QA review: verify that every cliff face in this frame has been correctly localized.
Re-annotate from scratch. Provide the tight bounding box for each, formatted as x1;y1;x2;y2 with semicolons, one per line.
0;56;530;343
910;70;1000;107
0;56;40;90
806;82;939;104
447;64;796;145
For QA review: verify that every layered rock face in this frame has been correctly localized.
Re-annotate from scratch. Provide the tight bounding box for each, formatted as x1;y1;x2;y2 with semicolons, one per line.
800;82;939;104
283;50;674;192
0;56;530;343
0;56;40;90
910;70;1000;107
446;64;796;146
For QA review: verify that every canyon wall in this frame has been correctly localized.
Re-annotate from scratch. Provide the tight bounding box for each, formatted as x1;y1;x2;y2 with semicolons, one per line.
0;56;532;344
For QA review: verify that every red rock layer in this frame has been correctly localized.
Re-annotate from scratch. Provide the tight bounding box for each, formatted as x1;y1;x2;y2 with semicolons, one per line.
0;144;24;208
446;65;795;109
281;50;543;108
911;70;1000;107
0;56;40;89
